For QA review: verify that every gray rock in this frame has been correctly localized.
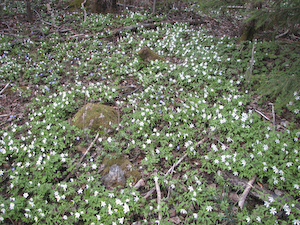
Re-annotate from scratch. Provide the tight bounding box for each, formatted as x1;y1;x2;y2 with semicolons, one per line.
101;164;126;187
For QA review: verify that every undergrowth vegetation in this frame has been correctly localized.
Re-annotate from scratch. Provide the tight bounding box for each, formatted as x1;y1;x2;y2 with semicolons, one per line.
0;3;300;225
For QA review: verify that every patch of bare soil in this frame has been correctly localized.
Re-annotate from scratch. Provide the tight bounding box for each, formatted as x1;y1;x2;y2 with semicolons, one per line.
0;85;30;126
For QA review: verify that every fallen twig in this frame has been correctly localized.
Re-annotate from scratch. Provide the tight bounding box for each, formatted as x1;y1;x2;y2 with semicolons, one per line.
0;32;20;38
195;134;209;147
223;171;300;211
0;114;10;117
250;43;255;75
238;174;257;209
216;139;227;149
291;33;300;40
143;135;209;199
0;83;10;95
165;153;187;177
33;9;41;19
63;133;99;182
255;109;271;121
275;29;289;39
143;187;155;199
81;133;99;160
154;173;162;221
269;103;276;129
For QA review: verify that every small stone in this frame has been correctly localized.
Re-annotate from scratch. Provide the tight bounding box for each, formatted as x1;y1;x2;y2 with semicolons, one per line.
274;189;283;196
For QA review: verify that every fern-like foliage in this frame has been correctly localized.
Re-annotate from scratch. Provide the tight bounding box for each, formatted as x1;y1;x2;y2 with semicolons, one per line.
198;0;300;34
258;68;300;108
249;0;300;32
253;42;300;114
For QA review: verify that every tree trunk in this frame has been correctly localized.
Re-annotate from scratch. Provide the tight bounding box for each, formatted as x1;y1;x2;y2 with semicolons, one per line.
238;1;262;43
111;0;116;12
152;0;156;14
26;0;33;21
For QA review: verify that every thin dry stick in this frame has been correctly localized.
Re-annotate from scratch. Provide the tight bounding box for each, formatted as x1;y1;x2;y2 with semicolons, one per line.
250;43;255;75
255;109;271;121
0;114;9;117
291;33;300;40
154;174;162;221
144;135;209;199
195;135;209;147
165;153;187;177
216;139;227;149
81;0;87;23
165;135;209;177
238;174;257;209
143;155;189;199
80;133;99;161
116;104;121;143
63;133;99;182
0;83;10;95
269;103;276;129
143;187;155;199
0;32;20;37
276;29;289;39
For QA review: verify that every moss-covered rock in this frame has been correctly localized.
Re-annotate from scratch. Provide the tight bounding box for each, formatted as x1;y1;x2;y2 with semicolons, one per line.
138;46;165;63
71;103;118;134
100;154;141;188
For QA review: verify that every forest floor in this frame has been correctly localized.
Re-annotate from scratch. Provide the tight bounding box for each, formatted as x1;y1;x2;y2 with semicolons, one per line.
0;1;300;224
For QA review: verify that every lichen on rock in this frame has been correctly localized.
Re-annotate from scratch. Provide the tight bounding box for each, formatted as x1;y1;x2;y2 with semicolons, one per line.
71;103;118;134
